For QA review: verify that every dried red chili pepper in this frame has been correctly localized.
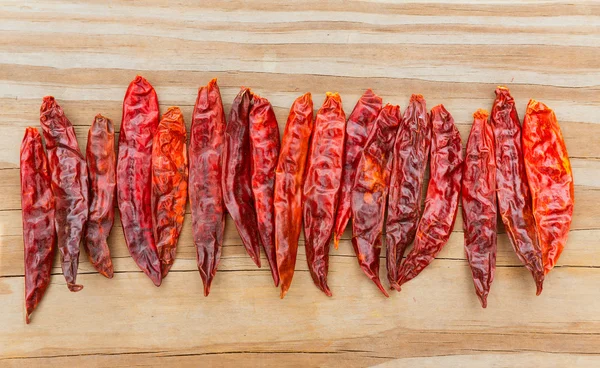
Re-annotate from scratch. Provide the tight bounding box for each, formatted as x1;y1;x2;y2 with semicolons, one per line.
189;79;226;296
40;96;88;292
21;127;56;324
462;109;497;308
333;89;382;248
152;107;188;279
117;75;162;286
523;99;574;274
222;87;261;267
385;94;431;291
84;114;115;279
396;104;463;289
275;93;314;298
249;94;281;286
303;92;346;297
491;87;544;294
352;104;401;297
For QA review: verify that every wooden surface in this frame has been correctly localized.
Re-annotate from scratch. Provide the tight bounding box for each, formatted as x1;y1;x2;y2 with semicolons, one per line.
1;1;599;367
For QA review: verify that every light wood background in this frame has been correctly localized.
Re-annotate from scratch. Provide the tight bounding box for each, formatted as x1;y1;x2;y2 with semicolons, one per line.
0;1;599;367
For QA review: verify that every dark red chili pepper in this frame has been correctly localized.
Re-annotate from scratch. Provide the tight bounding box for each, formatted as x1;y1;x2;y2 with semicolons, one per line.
462;109;497;308
40;96;88;292
333;89;382;248
385;94;431;291
275;93;314;298
222;87;261;267
491;87;544;294
249;94;281;286
523;99;574;274
352;104;401;297
303;92;346;297
189;78;226;296
84;114;115;279
152;107;188;279
21;127;56;324
117;75;162;286
396;104;463;289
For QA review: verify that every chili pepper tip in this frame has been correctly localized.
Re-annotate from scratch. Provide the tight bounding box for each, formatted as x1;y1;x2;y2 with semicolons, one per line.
389;282;401;292
67;283;84;292
479;295;488;309
321;285;332;297
372;278;389;298
280;287;289;299
535;280;544;296
333;236;339;250
161;264;173;279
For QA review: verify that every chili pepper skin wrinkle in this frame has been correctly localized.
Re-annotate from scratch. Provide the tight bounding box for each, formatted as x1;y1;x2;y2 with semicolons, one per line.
303;92;346;297
462;109;497;308
40;96;88;292
222;87;262;267
84;114;116;279
333;89;382;249
491;87;544;295
21;127;56;323
152;107;188;279
386;94;431;291
249;94;281;286
396;104;464;289
189;79;226;296
275;93;314;299
117;75;162;287
351;104;401;297
522;99;574;275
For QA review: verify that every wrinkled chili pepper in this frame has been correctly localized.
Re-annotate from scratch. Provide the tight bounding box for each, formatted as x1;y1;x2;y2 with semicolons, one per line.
491;87;544;294
117;75;162;286
40;96;88;292
523;99;574;274
396;104;463;289
386;94;431;291
462;109;497;308
303;92;346;297
249;94;281;286
275;93;314;298
222;87;262;267
84;114;115;279
20;127;56;324
333;89;382;249
352;104;401;297
189;79;226;296
152;107;188;279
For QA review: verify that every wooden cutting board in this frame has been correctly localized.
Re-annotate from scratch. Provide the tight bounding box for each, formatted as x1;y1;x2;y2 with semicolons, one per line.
1;1;599;367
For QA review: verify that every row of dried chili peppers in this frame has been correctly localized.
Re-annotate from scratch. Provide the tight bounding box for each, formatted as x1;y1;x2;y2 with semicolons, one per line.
20;77;574;323
462;87;574;307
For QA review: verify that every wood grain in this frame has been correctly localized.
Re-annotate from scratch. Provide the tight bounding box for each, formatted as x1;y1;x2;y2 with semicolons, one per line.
0;1;599;367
